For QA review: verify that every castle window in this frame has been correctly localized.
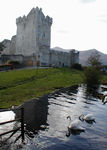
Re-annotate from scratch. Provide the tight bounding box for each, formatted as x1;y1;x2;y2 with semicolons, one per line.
62;63;64;67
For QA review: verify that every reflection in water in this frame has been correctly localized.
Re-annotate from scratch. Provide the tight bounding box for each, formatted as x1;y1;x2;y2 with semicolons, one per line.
1;84;107;150
85;120;96;124
0;111;15;135
66;127;85;137
86;85;99;96
15;84;107;150
15;95;49;135
0;111;17;150
16;84;107;150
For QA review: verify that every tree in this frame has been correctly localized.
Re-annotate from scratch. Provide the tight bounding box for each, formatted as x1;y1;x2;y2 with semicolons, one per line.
84;51;102;87
87;51;101;68
84;67;101;87
71;63;83;70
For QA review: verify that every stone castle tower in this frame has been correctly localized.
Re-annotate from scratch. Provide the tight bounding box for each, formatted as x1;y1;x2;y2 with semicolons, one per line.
16;7;52;66
1;7;79;67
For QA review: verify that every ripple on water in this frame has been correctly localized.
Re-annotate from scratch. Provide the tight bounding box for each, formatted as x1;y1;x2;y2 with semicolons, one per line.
1;84;107;150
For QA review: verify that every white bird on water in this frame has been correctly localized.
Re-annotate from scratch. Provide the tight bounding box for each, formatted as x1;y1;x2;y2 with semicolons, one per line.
103;95;107;104
79;114;95;122
67;116;85;131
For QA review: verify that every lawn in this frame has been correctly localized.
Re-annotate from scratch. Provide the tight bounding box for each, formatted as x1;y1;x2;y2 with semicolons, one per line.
0;68;106;108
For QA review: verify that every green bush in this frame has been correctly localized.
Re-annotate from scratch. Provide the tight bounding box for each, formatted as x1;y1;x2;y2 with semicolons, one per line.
7;60;20;65
71;63;83;70
84;67;102;87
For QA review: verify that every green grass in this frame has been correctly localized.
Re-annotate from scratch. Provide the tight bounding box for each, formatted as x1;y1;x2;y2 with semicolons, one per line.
0;68;106;108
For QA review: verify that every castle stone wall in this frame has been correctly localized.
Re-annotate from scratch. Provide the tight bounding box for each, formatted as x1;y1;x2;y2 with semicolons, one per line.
50;49;79;67
15;7;52;61
2;36;16;55
50;50;70;67
1;7;79;67
70;50;79;65
16;9;37;56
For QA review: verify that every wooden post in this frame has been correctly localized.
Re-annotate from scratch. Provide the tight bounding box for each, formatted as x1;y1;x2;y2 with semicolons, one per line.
21;107;24;142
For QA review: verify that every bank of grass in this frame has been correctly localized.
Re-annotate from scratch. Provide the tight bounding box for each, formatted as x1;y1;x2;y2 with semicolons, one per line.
0;68;83;108
0;68;107;108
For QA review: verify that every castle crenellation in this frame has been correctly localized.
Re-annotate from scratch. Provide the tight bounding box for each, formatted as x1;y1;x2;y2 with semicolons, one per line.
16;8;52;26
1;7;79;67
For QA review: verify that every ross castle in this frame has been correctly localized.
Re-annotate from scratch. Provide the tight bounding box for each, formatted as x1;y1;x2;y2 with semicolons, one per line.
1;7;79;67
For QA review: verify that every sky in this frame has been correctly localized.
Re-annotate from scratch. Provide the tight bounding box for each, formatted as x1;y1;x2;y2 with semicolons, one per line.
0;0;107;54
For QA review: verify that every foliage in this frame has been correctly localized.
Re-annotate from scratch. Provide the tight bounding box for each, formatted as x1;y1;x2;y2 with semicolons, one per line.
84;67;102;87
71;63;83;70
87;51;102;68
7;60;20;65
101;74;107;85
84;51;102;87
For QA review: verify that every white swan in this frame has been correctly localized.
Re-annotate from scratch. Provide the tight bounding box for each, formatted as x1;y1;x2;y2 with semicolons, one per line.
79;114;95;122
103;95;107;104
67;116;85;131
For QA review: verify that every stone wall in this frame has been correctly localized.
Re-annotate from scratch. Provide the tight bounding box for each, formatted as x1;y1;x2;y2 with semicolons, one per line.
1;54;24;64
0;7;79;67
69;50;79;65
16;9;37;56
49;50;70;67
2;39;11;55
0;49;79;67
16;7;52;60
37;45;50;66
0;54;37;67
2;36;16;55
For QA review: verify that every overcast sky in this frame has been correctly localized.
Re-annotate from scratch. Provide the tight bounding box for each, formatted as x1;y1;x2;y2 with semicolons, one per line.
0;0;107;54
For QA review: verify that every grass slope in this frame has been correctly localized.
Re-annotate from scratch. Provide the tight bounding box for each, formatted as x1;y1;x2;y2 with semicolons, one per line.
0;68;106;108
0;68;83;108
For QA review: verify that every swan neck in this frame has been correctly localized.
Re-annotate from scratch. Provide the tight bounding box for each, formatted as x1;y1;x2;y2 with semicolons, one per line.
67;116;71;121
79;114;84;121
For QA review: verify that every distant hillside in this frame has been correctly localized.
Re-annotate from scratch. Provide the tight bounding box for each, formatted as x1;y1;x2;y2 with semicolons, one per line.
79;49;107;66
51;47;70;52
52;47;107;66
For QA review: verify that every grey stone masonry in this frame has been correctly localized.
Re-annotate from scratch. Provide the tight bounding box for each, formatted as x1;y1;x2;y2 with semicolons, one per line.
1;7;79;67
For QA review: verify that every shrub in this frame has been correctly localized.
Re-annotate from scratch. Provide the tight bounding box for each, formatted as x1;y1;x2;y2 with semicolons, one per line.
6;60;23;69
87;51;102;67
7;60;20;65
71;63;83;70
84;67;102;87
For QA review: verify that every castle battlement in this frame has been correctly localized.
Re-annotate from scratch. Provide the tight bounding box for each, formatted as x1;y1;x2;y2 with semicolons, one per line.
2;7;79;67
16;7;52;26
46;16;52;25
16;8;36;24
